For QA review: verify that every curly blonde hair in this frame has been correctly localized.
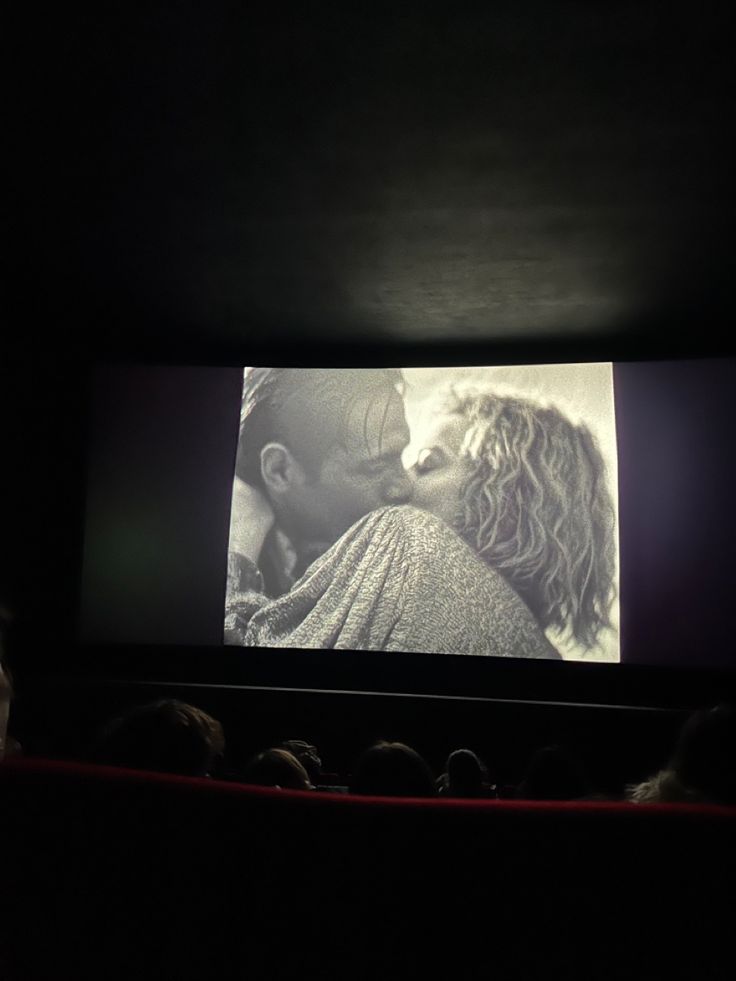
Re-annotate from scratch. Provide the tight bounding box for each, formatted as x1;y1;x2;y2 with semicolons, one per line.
444;389;616;648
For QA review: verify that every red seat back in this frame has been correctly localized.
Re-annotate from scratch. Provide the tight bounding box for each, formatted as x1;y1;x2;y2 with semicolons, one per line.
2;758;734;980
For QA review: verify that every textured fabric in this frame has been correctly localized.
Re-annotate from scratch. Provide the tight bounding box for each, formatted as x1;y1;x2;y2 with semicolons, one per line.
226;505;559;658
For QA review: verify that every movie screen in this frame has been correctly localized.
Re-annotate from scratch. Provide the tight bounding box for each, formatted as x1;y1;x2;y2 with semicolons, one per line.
226;365;619;662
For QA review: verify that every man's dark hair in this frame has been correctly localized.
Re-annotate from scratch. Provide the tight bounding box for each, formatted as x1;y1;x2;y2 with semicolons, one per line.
242;747;313;790
92;699;225;777
235;367;404;489
445;748;488;798
349;740;436;798
279;739;322;786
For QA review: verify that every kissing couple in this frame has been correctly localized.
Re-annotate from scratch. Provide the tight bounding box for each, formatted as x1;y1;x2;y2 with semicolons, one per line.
225;368;616;659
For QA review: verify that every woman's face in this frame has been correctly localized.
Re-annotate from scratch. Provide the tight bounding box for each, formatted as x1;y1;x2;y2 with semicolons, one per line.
408;412;473;526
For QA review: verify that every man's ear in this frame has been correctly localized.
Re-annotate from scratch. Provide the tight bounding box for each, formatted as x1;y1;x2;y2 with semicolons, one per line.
260;442;306;495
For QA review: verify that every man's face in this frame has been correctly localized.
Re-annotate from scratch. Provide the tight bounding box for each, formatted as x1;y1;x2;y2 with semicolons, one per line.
285;386;413;549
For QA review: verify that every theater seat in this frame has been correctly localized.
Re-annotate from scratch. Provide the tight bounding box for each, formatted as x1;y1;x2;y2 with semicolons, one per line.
1;758;734;980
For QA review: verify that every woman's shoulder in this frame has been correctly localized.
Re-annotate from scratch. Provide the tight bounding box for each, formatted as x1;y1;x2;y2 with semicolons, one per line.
357;506;518;596
363;508;559;659
356;504;468;551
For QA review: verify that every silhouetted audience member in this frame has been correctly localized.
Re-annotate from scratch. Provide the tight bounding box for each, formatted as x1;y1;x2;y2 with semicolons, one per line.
349;740;436;798
515;744;592;801
437;748;492;798
242;748;313;790
92;699;225;777
279;739;323;786
627;703;736;805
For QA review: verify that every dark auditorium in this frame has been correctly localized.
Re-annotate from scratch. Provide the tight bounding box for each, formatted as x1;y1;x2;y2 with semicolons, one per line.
3;5;735;980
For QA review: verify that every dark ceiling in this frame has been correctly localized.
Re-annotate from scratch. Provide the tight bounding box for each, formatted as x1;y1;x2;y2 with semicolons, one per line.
7;3;735;360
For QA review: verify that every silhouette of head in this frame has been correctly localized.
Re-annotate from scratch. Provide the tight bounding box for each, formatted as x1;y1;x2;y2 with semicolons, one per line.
445;748;488;798
94;699;225;777
242;748;313;790
349;740;436;798
279;739;322;786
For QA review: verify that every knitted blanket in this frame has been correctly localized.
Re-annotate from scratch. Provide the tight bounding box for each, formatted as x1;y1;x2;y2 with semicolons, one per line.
228;505;559;658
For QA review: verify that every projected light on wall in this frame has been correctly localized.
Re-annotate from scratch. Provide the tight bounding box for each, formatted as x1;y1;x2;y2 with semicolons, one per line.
226;364;619;662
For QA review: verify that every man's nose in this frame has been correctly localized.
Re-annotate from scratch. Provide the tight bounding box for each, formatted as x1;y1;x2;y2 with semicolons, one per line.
383;471;414;504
